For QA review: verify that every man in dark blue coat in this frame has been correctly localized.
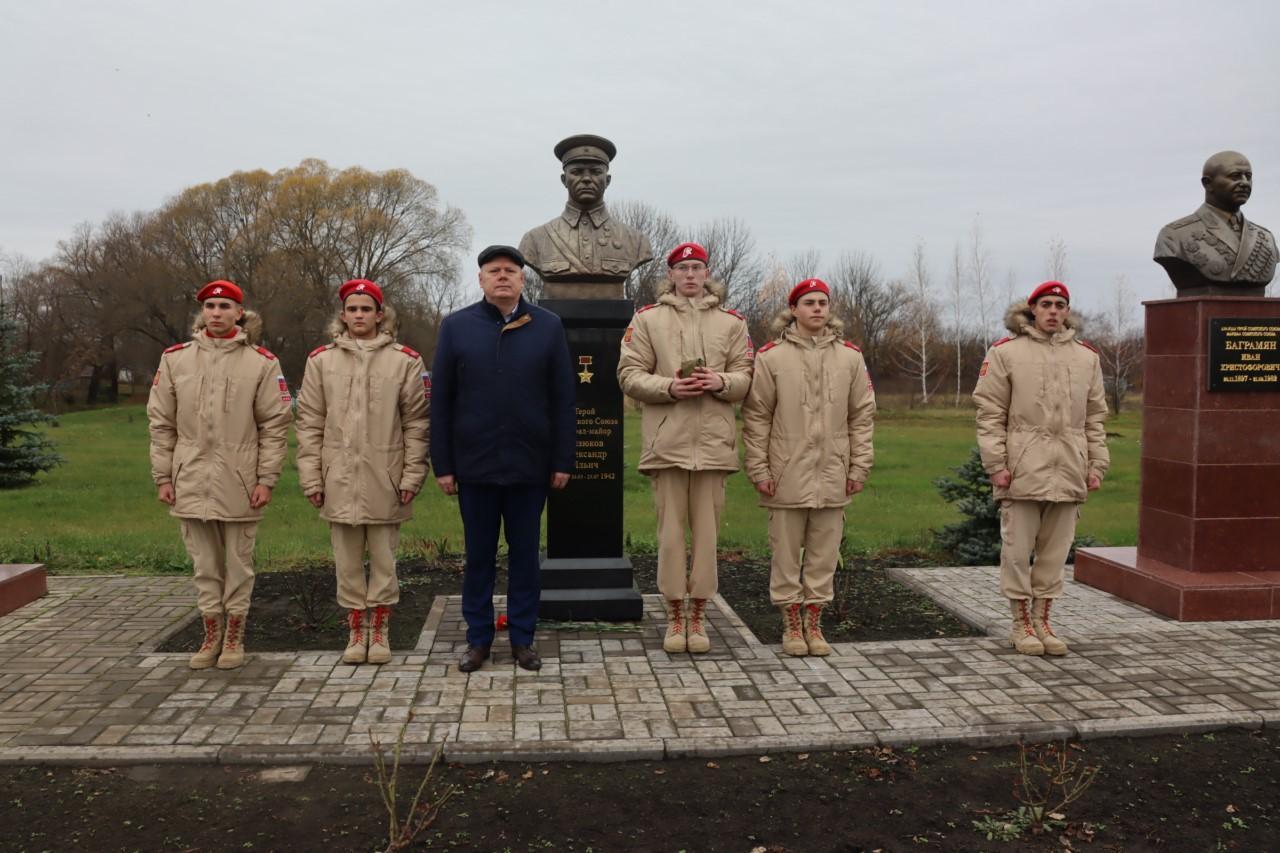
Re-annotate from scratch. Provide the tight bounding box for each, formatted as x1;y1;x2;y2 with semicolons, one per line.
431;245;575;672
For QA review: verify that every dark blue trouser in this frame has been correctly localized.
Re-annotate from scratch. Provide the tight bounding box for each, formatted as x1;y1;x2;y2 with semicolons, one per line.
458;483;548;648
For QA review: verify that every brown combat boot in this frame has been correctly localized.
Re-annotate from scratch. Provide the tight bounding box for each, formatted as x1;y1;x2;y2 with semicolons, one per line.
803;604;832;657
342;609;367;664
781;604;807;656
1031;598;1068;656
367;605;391;664
189;613;223;670
216;613;247;669
1009;599;1045;656
686;598;711;653
663;598;687;653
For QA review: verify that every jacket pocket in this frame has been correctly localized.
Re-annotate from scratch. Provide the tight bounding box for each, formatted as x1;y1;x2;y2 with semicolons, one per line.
540;259;571;275
601;257;631;275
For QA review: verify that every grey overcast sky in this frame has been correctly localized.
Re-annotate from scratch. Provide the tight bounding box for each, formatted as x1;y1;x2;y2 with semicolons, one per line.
2;0;1278;321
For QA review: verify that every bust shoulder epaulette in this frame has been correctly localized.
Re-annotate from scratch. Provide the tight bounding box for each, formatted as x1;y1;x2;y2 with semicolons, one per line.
843;341;862;351
253;346;277;360
992;336;1013;347
1167;213;1200;229
309;344;333;359
395;344;421;359
1076;338;1099;353
720;307;746;321
162;342;190;355
757;340;779;355
636;303;659;314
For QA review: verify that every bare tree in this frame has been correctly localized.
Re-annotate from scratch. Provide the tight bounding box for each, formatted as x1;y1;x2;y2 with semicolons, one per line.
968;216;996;343
611;199;678;308
694;217;762;310
1091;274;1144;413
947;242;969;406
784;248;823;283
1045;235;1069;282
894;241;939;404
827;250;906;377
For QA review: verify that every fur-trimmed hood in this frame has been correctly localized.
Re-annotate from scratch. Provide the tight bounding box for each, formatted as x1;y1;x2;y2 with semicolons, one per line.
768;307;844;340
192;309;263;345
1002;300;1081;339
655;277;728;304
326;303;399;341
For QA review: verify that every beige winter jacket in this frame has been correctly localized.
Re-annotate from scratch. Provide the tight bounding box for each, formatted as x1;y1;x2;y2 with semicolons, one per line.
147;324;292;522
617;280;754;474
742;321;876;508
973;303;1110;503
295;332;430;525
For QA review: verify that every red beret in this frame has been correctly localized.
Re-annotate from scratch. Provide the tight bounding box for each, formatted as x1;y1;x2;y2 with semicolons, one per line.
667;242;709;267
788;278;830;306
195;280;243;303
1028;281;1069;304
339;279;383;306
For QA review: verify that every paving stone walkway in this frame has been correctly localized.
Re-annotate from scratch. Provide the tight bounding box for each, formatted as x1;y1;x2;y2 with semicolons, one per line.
1;568;1278;765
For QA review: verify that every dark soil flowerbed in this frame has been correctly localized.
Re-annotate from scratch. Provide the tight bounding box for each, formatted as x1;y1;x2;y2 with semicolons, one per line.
5;729;1277;852
159;549;977;653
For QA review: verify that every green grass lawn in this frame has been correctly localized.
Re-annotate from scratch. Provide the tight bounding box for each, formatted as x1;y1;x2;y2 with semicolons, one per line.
0;403;1139;573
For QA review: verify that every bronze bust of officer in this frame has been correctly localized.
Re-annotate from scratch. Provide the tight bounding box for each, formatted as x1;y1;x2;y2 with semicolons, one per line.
1154;150;1277;296
519;134;654;299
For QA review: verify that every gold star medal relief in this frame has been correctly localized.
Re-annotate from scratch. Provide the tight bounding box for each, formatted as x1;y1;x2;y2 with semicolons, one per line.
577;355;594;384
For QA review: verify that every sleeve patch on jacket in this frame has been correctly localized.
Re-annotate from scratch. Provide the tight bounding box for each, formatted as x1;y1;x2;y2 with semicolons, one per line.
399;344;421;359
843;341;862;351
1077;338;1099;353
746;333;755;359
979;361;989;377
277;376;291;403
867;371;875;392
152;371;161;386
422;372;432;400
254;346;277;360
163;342;189;354
622;326;634;344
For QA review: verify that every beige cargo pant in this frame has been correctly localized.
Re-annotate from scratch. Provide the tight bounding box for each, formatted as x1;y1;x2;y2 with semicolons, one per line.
652;468;727;600
768;506;844;606
999;499;1079;601
180;519;257;616
330;523;401;611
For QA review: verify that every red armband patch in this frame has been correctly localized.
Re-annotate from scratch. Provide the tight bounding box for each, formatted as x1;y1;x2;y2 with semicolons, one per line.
745;333;755;360
622;326;634;344
277;375;291;403
844;341;862;351
399;345;421;359
422;372;431;400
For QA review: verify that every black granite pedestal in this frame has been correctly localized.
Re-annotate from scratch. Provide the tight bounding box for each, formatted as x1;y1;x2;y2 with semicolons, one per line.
539;298;643;620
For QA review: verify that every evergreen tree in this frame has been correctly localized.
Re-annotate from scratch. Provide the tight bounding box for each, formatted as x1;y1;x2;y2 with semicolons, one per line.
0;311;63;487
932;447;1001;565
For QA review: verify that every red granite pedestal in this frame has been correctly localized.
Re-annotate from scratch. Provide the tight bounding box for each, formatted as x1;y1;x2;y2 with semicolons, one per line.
1074;296;1280;620
0;564;47;618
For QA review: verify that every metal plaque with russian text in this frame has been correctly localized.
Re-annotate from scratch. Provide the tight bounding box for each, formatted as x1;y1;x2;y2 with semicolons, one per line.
1208;318;1280;391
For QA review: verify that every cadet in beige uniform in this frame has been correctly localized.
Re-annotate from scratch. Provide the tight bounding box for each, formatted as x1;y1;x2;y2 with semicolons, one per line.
618;242;753;654
295;279;429;665
148;280;291;670
973;281;1109;656
742;279;875;656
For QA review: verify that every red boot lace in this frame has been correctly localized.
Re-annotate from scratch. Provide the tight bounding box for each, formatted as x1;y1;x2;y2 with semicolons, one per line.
1018;601;1036;637
785;605;804;640
1040;600;1057;636
224;616;242;650
348;609;364;643
199;617;220;652
371;607;387;646
689;600;707;635
668;600;684;635
804;605;826;641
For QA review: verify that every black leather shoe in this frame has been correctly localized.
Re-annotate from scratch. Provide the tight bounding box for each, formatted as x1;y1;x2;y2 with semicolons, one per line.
511;644;542;671
459;644;490;673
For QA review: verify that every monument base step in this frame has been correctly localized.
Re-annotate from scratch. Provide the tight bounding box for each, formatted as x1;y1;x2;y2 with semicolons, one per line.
540;556;634;589
0;564;48;618
539;585;644;622
1074;546;1280;621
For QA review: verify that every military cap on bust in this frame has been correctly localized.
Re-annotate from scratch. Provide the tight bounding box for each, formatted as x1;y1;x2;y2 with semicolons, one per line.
477;244;527;268
554;134;617;165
